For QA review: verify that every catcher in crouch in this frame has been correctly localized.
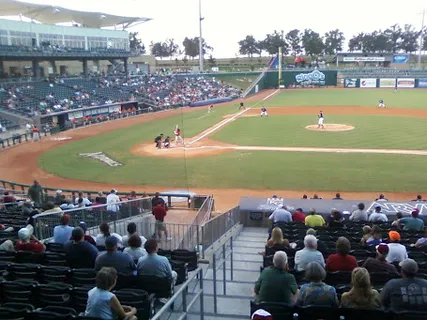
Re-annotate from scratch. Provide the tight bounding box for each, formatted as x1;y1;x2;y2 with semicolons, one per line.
174;125;184;146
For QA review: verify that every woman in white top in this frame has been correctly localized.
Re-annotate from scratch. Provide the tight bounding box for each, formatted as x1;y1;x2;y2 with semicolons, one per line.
122;222;147;248
123;234;147;262
96;222;123;248
85;267;137;320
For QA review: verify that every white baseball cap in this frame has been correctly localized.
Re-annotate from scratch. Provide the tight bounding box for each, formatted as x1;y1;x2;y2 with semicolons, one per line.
18;225;34;240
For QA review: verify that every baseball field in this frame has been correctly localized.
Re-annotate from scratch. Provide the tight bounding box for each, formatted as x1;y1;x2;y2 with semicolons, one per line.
2;88;427;208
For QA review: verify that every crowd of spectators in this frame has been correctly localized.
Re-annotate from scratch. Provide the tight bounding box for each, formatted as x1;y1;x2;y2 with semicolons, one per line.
0;74;242;118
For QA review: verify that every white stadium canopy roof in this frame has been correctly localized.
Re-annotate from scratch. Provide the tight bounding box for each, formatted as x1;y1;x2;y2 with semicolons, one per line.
0;0;151;28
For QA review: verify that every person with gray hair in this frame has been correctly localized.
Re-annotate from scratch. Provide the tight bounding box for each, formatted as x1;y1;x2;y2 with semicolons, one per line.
380;258;427;311
294;235;325;271
297;261;338;307
254;251;298;304
291;228;327;257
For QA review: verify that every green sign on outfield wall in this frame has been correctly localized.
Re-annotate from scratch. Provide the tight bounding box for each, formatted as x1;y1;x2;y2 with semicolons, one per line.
263;70;338;88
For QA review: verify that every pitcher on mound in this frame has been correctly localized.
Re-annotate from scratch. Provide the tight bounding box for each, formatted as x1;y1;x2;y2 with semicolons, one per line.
174;125;184;146
317;111;324;129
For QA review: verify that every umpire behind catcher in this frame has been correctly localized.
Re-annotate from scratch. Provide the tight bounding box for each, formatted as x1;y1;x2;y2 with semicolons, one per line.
154;134;163;149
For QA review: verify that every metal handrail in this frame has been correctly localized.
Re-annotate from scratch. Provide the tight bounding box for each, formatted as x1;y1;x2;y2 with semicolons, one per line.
151;267;204;320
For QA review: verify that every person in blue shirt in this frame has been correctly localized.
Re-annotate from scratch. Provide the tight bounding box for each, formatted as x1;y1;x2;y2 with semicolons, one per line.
64;227;98;269
399;209;425;232
85;267;137;320
137;239;177;285
53;214;74;244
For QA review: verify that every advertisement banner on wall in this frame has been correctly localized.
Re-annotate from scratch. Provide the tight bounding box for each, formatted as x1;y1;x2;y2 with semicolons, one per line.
344;78;357;88
379;79;396;88
343;57;385;62
392;54;409;64
360;78;377;88
418;79;427;88
397;79;415;88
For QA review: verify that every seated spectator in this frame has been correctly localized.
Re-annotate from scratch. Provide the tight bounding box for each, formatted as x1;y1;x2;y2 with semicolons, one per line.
376;193;388;202
386;231;408;263
254;251;298;304
268;205;292;224
22;201;33;216
259;227;290;255
326;209;344;228
292;228;328;258
381;259;427;311
75;221;96;246
95;236;136;276
15;225;45;253
362;243;399;276
74;191;92;206
311;194;322;199
3;191;16;203
399;209;425;232
366;225;383;247
54;190;63;206
60;198;75;210
414;228;427;248
53;214;74;244
368;206;388;223
360;225;372;246
137;239;177;285
64;227;98;268
292;208;306;223
96;222;123;247
326;236;358;272
297;261;338;307
349;203;367;221
151;192;167;209
340;267;381;309
95;191;107;204
294;235;325;271
304;208;325;228
124;234;147;262
43;201;63;214
391;212;403;228
302;194;308;199
122;222;147;247
85;267;137;320
332;192;343;200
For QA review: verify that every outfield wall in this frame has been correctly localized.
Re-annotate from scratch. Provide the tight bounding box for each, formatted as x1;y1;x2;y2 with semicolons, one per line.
343;78;427;88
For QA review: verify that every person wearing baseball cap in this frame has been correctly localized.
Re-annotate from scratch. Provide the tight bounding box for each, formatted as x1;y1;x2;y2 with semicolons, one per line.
399;209;425;232
15;224;45;253
362;243;399;276
53;214;74;245
95;236;136;276
368;206;388;223
386;231;408;264
380;258;427;311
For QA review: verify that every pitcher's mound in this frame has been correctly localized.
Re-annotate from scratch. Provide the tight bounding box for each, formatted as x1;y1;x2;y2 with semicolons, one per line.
305;124;355;132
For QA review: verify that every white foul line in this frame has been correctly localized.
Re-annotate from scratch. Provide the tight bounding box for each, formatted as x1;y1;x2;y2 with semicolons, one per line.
188;89;280;145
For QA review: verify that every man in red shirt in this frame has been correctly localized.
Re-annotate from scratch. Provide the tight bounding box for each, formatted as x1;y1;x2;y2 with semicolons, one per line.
292;208;306;223
3;192;16;203
152;202;171;241
15;225;46;254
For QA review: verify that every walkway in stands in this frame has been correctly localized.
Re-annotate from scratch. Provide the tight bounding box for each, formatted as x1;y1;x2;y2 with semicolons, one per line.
168;145;427;156
169;227;266;319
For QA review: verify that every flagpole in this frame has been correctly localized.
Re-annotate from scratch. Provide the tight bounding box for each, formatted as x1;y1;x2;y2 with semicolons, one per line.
199;0;204;72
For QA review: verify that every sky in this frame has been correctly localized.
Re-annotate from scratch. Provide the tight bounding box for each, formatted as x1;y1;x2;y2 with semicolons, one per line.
6;0;427;57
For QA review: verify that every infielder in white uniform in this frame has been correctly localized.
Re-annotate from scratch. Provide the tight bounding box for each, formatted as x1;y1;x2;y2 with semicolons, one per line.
174;125;184;146
260;107;268;117
317;111;324;129
378;99;386;108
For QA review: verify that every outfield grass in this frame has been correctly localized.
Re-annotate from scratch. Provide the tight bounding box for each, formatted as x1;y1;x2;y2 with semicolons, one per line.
262;89;427;109
212;115;427;150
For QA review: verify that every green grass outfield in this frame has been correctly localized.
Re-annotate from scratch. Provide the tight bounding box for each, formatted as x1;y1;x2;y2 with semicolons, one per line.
263;89;427;108
38;89;427;192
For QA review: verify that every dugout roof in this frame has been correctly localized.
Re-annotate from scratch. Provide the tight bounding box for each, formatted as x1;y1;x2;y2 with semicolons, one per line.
0;0;151;28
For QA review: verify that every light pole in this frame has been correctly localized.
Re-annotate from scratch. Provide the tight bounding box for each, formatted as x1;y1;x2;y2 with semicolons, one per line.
198;0;204;72
418;9;425;68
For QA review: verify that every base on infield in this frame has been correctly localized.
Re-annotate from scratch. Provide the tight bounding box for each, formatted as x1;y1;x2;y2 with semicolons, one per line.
305;123;355;132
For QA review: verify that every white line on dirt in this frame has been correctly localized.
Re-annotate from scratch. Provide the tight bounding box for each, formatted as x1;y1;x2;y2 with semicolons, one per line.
170;145;427;156
188;89;280;145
